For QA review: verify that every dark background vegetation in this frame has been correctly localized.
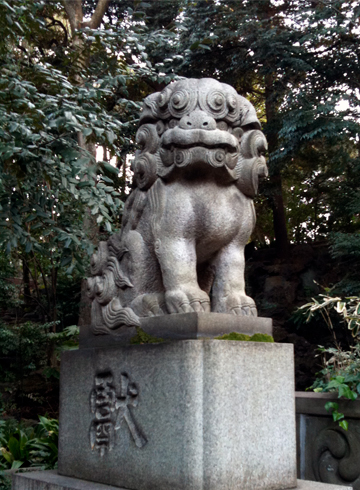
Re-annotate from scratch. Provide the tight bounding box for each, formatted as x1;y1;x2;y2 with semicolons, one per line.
0;0;359;423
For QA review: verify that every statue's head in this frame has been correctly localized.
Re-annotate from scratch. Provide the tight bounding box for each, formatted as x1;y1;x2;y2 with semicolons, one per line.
133;78;267;195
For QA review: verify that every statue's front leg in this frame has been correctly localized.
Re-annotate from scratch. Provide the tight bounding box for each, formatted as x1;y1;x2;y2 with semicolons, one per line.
211;240;257;316
155;237;210;314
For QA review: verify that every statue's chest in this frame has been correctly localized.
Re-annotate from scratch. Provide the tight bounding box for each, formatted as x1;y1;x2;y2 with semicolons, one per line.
189;184;254;250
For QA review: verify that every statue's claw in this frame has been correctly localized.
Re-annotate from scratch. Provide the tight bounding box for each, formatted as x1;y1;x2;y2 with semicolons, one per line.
149;304;164;316
219;294;257;317
190;300;203;313
131;293;166;318
166;288;210;314
241;306;251;316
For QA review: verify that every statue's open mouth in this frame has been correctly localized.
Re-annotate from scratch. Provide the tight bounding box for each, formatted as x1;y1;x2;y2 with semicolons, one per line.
162;127;239;153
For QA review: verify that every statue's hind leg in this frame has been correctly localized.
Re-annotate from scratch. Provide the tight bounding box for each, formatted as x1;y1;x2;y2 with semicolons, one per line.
118;230;166;317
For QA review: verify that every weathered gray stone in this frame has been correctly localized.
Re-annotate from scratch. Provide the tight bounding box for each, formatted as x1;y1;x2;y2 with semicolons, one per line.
85;77;269;335
79;312;273;348
12;471;352;490
58;340;296;490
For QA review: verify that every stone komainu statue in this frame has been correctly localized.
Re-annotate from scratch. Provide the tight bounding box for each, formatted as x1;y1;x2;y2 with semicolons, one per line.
87;78;268;334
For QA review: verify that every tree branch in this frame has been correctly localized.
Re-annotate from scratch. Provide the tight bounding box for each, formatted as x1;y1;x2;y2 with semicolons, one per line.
316;0;357;29
46;18;69;46
89;0;111;29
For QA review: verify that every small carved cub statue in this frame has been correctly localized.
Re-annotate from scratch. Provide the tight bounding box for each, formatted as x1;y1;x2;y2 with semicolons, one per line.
87;78;268;334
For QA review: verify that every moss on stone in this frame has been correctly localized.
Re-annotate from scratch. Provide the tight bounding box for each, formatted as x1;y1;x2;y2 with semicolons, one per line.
215;332;251;341
250;333;274;342
215;332;274;342
130;327;164;344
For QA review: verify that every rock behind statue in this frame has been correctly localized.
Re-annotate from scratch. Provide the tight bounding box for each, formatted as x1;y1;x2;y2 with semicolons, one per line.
86;78;268;334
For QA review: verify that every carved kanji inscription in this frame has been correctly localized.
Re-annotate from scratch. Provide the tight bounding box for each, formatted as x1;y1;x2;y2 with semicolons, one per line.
90;371;147;456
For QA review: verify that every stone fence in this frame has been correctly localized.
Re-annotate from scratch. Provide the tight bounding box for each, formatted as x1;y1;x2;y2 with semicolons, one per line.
296;392;360;488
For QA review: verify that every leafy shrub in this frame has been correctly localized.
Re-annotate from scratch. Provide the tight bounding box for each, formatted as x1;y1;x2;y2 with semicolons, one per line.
0;416;58;469
0;416;58;488
0;322;79;382
300;293;360;429
300;294;360;337
0;322;49;382
0;323;79;417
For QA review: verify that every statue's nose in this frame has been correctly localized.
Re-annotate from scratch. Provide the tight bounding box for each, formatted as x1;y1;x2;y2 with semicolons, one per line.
179;110;217;130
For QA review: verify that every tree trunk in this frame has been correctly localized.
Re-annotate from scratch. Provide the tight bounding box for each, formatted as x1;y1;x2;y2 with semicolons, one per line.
22;257;31;306
269;173;289;257
265;72;289;258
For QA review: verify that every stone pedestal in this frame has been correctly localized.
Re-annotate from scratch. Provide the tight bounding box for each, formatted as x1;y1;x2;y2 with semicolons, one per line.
11;314;353;490
57;339;296;490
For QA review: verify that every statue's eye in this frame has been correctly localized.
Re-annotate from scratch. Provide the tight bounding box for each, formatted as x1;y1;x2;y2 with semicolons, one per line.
199;89;228;119
207;90;226;113
170;90;190;110
168;89;196;117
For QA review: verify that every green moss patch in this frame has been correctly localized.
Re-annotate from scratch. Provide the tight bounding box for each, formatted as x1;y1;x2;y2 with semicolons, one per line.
250;333;274;342
130;327;164;344
215;332;274;342
215;332;251;341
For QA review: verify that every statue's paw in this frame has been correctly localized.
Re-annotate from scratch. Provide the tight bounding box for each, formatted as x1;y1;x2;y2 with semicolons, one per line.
165;287;210;314
131;293;166;317
229;294;257;317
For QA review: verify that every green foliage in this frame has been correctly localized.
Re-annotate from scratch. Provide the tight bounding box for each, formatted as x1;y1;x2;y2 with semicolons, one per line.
300;294;360;338
0;322;79;384
0;254;17;311
0;0;175;327
324;402;348;431
0;415;59;473
130;327;164;345
300;292;360;429
0;322;49;382
215;332;274;342
310;343;360;430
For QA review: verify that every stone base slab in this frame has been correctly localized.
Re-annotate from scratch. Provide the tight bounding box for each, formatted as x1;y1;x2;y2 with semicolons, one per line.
12;470;353;490
79;312;273;349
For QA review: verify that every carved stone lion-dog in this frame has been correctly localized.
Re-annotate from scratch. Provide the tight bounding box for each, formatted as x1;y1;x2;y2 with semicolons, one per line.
86;78;268;334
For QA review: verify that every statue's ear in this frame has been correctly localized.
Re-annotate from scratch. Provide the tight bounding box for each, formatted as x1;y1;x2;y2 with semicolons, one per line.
139;93;161;124
235;130;268;198
237;95;262;130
